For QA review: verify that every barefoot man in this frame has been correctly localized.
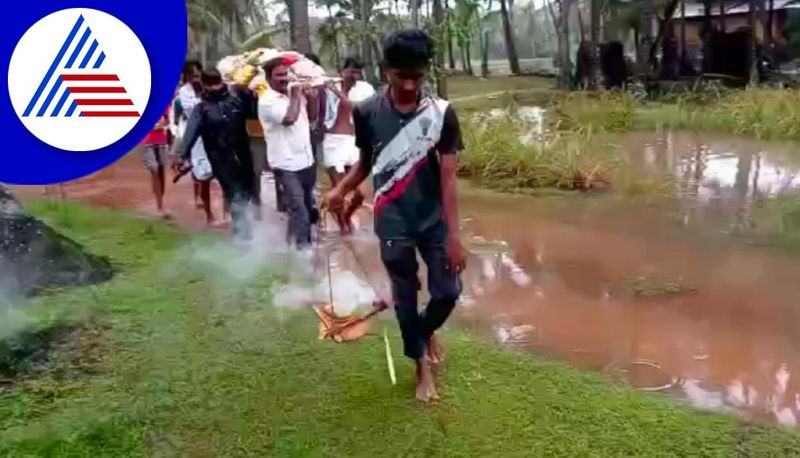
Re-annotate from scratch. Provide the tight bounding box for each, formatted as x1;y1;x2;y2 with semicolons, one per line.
321;57;375;232
324;30;466;402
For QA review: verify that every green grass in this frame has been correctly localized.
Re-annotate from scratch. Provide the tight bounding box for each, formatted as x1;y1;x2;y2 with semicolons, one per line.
2;201;800;456
448;75;553;99
458;116;674;198
449;75;555;115
625;276;695;297
635;89;800;142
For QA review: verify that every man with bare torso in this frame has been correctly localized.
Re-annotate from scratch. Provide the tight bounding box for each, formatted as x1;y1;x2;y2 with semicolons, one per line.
322;57;375;233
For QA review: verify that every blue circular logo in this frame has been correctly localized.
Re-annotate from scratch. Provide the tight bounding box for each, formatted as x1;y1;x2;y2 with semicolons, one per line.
2;0;187;184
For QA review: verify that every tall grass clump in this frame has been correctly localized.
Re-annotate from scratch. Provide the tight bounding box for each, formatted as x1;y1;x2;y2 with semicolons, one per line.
550;91;636;134
706;90;800;141
635;89;800;142
458;117;618;192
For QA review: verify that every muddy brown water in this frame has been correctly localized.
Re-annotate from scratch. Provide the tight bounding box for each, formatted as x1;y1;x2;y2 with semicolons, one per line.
10;133;800;428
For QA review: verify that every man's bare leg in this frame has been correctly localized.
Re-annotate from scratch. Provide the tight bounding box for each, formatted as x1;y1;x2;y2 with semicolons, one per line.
341;189;364;234
151;167;171;219
193;181;204;209
425;333;445;365
415;359;440;402
199;180;216;226
326;168;352;233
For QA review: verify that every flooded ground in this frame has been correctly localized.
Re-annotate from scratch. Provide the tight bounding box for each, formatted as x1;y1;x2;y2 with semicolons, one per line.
10;132;800;428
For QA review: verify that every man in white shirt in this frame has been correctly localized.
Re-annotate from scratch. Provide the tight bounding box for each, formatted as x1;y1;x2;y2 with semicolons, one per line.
321;57;375;233
258;56;320;249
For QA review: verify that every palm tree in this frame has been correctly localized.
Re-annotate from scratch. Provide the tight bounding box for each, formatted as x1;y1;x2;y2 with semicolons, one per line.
452;0;480;75
748;0;758;84
548;0;574;89
411;0;421;27
445;0;457;69
187;0;278;64
293;0;312;53
433;0;448;96
499;0;521;74
640;0;655;75
590;0;601;89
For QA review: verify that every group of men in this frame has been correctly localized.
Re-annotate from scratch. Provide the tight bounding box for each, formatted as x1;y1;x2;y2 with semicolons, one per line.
152;30;467;402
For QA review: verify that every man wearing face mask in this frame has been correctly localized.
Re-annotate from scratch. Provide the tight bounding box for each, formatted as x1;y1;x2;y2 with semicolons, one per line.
177;68;255;242
323;30;466;403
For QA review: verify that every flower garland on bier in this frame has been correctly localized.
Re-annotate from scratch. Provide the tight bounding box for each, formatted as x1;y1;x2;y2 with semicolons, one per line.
216;48;335;98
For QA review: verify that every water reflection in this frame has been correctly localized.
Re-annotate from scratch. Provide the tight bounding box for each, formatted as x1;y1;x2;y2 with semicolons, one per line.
455;176;800;428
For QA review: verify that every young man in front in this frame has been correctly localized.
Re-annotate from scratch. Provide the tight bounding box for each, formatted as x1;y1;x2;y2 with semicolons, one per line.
324;30;466;402
259;56;320;251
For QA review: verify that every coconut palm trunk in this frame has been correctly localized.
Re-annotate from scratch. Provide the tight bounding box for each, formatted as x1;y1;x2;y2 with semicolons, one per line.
639;0;655;75
292;0;311;54
499;0;522;75
748;0;758;84
433;0;448;97
590;0;601;89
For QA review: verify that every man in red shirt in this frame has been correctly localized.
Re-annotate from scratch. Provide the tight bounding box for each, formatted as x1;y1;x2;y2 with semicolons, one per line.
140;109;171;219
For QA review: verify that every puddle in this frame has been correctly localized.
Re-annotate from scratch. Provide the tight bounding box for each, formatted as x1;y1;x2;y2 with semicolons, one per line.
12;137;800;429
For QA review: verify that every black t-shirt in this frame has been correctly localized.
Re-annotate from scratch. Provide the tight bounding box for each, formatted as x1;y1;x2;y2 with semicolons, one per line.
353;89;463;241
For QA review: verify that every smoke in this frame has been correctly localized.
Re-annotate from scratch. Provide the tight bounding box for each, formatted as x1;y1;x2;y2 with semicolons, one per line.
0;289;29;341
170;192;379;316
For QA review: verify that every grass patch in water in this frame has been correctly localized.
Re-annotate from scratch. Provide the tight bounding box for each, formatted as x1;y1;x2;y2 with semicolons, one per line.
625;276;695;297
549;91;637;135
728;196;800;252
2;202;800;456
458;117;673;198
635;89;800;142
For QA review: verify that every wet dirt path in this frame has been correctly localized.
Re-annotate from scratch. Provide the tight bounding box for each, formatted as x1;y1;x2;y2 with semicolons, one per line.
12;134;800;428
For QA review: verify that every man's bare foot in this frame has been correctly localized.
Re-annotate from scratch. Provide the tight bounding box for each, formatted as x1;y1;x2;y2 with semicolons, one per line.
415;360;440;403
425;334;446;365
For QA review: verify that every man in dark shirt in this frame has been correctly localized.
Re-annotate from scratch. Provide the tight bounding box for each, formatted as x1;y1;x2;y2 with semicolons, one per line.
177;68;255;242
323;30;466;403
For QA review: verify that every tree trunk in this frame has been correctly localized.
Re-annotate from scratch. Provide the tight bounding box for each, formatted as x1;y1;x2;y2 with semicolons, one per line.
767;0;775;47
681;0;687;63
433;0;447;97
361;0;376;83
748;0;758;85
481;27;490;77
466;41;474;75
499;0;521;75
589;0;601;89
412;0;420;28
649;0;680;70
577;6;586;43
556;0;572;89
720;1;726;33
639;0;655;75
201;32;208;67
445;0;456;69
702;0;713;72
292;0;311;54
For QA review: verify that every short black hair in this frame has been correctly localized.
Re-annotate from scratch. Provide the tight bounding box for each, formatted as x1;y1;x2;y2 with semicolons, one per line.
382;30;434;70
200;67;223;86
183;60;201;79
304;53;321;66
263;57;286;79
343;56;365;70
